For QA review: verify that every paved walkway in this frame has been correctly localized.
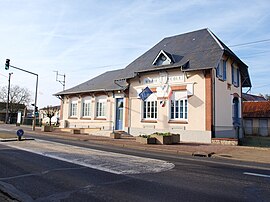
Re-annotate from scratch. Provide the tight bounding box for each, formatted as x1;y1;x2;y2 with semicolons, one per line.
1;124;270;164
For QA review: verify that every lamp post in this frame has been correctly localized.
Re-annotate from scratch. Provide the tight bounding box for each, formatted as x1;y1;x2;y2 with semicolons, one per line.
4;59;38;131
5;72;13;124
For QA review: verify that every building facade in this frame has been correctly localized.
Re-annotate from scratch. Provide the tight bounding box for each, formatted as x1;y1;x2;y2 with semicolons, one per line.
243;101;270;136
55;29;251;143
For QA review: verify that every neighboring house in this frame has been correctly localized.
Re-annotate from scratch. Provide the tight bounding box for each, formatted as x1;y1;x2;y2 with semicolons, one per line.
242;93;266;101
39;105;60;125
243;101;270;136
55;28;251;143
0;102;26;123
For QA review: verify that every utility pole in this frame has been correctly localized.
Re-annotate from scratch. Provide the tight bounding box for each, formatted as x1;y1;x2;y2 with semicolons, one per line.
54;71;66;90
4;59;38;131
5;72;13;124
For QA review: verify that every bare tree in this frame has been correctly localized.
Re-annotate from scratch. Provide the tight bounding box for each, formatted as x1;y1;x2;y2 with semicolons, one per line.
0;85;32;113
42;105;59;126
258;93;270;101
264;94;270;100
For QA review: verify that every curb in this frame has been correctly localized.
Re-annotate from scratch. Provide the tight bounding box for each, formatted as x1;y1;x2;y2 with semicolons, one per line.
1;125;270;164
0;138;35;142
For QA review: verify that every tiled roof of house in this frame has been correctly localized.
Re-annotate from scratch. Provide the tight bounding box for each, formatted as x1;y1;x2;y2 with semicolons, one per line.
55;28;251;96
242;93;266;101
243;101;270;118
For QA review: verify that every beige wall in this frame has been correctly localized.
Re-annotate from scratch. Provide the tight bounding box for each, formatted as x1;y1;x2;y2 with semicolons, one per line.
127;69;211;143
60;92;125;130
214;56;242;138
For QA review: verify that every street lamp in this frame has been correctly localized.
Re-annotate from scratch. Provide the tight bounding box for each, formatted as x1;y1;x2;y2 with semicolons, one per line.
4;59;38;131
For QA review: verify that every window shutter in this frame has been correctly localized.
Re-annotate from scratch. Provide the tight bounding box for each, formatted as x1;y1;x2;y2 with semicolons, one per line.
216;64;220;78
223;60;226;80
231;65;234;84
237;68;240;87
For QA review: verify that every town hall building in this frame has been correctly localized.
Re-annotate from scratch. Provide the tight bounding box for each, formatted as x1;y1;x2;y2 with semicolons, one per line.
55;28;251;143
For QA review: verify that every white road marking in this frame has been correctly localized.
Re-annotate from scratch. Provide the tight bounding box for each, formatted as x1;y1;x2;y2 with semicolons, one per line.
243;172;270;178
2;139;175;175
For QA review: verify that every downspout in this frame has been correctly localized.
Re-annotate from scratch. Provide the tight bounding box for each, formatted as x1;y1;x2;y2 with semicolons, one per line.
212;68;216;138
128;96;131;135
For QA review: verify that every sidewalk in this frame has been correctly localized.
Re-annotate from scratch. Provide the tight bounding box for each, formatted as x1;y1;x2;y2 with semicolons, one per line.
1;124;270;164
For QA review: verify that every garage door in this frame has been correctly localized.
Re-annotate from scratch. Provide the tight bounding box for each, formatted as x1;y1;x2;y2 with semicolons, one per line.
259;119;268;136
244;119;253;135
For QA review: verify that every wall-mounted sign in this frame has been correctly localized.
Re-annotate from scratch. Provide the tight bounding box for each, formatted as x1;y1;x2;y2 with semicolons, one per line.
143;73;184;85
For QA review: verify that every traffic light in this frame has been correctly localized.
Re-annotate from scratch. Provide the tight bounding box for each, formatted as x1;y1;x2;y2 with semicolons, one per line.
35;106;39;117
5;59;10;70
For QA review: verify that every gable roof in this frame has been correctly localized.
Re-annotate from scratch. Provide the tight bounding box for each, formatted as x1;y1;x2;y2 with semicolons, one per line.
117;28;251;87
55;69;125;96
55;28;251;96
243;101;270;118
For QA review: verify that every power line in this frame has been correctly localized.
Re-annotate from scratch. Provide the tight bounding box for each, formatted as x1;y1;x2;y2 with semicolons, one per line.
229;39;270;47
252;83;270;89
66;38;270;74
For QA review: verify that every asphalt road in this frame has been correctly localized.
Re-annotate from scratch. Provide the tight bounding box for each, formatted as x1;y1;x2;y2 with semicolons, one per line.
0;130;270;201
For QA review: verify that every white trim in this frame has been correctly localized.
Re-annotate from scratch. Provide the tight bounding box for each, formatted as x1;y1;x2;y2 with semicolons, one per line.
152;50;172;65
207;28;224;50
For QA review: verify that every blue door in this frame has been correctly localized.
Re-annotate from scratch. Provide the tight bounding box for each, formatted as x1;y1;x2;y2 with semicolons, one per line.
115;98;124;130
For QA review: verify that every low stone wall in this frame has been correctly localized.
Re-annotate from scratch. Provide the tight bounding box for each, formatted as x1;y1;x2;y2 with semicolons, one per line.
128;128;212;144
54;128;101;134
212;138;238;146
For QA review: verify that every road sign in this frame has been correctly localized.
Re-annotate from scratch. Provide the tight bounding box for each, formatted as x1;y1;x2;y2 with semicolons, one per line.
16;129;24;141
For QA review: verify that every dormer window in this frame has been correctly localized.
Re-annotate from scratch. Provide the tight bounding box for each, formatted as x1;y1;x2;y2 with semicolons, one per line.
153;50;174;66
161;55;166;61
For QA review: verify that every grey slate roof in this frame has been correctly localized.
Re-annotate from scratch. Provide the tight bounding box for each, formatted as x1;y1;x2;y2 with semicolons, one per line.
55;28;251;96
118;28;251;87
55;69;124;95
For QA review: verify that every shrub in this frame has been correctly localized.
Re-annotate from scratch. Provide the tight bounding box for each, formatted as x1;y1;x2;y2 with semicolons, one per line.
152;132;172;136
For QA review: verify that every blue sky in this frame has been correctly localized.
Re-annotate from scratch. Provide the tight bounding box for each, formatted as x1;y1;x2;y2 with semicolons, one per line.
0;0;269;108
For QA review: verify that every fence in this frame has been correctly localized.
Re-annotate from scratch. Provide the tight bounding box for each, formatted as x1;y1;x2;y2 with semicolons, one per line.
10;117;41;126
243;126;269;137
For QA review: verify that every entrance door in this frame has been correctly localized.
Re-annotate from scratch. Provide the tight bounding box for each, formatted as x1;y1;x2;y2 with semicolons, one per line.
115;98;124;130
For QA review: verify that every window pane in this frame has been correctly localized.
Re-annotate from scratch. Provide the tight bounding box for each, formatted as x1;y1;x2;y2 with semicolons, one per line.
185;100;188;119
170;100;174;119
175;100;179;118
180;100;183;118
154;101;157;119
143;102;146;119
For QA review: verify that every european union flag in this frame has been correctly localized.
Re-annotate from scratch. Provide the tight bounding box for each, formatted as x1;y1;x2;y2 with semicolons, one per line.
139;87;153;101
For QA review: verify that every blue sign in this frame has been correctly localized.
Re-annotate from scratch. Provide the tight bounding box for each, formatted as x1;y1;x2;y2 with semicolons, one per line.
139;87;153;101
16;129;24;137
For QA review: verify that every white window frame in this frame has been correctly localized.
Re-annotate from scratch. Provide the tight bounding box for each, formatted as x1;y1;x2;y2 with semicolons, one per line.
96;96;107;118
142;93;157;120
82;97;91;117
232;64;240;87
170;91;188;120
70;100;78;117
